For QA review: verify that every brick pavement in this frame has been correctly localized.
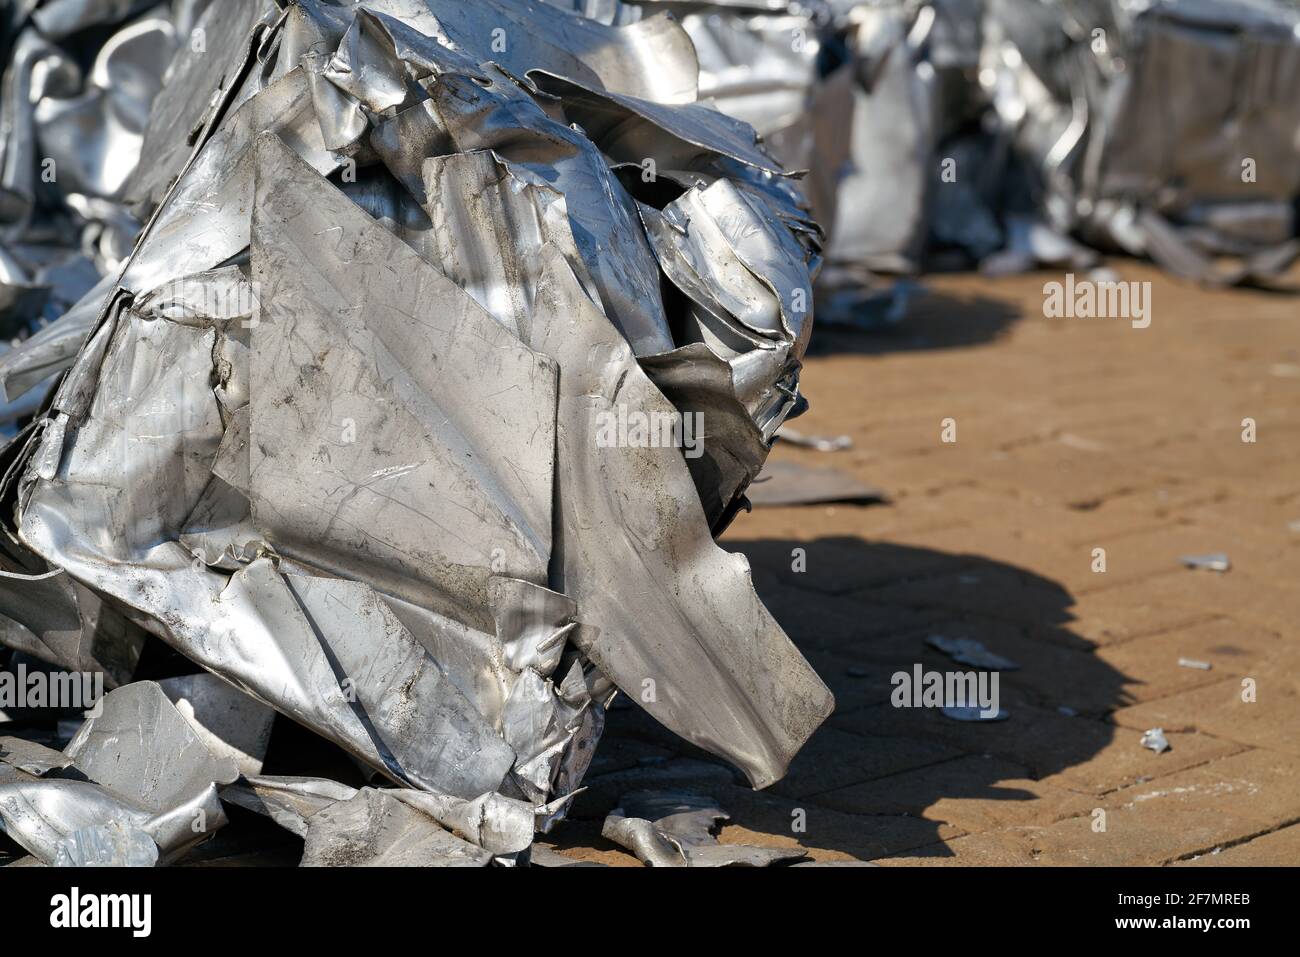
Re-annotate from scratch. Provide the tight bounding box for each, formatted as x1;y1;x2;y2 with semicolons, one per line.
540;263;1300;866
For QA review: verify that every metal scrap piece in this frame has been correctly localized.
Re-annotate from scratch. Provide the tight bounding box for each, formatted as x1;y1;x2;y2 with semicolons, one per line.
926;634;1020;671
519;248;834;788
0;567;144;687
64;682;240;810
1180;553;1231;573
528;845;608;867
0;736;70;777
53;822;158;867
602;789;807;867
0;778;218;865
0;682;234;864
1140;727;1171;754
219;775;360;839
747;460;887;508
124;0;282;215
940;705;1010;722
300;787;492;867
777;429;853;452
158;674;275;778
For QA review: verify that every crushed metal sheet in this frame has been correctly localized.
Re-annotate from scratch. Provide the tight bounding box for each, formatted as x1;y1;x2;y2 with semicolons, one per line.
940;705;1009;722
158;674;276;778
601;789;807;867
0;681;234;865
659;0;1300;309
926;634;1020;671
777;428;853;452
1140;728;1171;755
1180;553;1231;573
747;459;888;507
299;788;493;867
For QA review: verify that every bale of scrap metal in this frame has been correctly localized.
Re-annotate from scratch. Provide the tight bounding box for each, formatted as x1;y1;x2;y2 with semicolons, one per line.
987;0;1300;284
0;0;834;866
899;0;1300;283
666;0;1300;306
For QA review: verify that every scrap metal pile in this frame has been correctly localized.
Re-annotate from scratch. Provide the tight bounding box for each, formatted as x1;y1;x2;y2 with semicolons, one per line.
4;0;1295;869
0;0;836;866
652;0;1300;323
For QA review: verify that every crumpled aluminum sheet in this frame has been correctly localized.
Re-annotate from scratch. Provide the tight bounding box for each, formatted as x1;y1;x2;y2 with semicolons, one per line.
602;789;808;866
0;0;835;865
0;681;234;865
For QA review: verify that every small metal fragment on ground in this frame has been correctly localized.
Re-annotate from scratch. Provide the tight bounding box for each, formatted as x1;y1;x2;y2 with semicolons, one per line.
528;845;608;867
747;461;888;507
1180;553;1231;572
777;429;853;452
601;790;807;867
792;860;879;867
941;706;1010;723
926;635;1020;671
1140;728;1171;754
1178;658;1212;671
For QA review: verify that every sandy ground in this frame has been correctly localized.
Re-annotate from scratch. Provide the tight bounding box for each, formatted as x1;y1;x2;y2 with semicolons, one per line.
540;262;1300;866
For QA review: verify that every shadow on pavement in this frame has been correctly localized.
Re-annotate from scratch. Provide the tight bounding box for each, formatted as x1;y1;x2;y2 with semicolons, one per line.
568;536;1129;864
807;287;1023;356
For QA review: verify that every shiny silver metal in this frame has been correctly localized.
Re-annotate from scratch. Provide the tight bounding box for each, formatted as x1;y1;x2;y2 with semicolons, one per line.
0;0;834;865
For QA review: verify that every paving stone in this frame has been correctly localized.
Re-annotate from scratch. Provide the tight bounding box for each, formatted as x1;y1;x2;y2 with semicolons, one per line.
873;831;1044;866
568;264;1300;865
1081;522;1295;592
711;782;959;860
832;702;1245;795
1112;675;1300;757
992;750;1300;864
813;755;1094;831
740;536;973;595
1056;576;1216;647
1176;824;1300;866
769;725;963;800
1095;617;1290;703
1104;749;1300;835
863;566;1077;629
